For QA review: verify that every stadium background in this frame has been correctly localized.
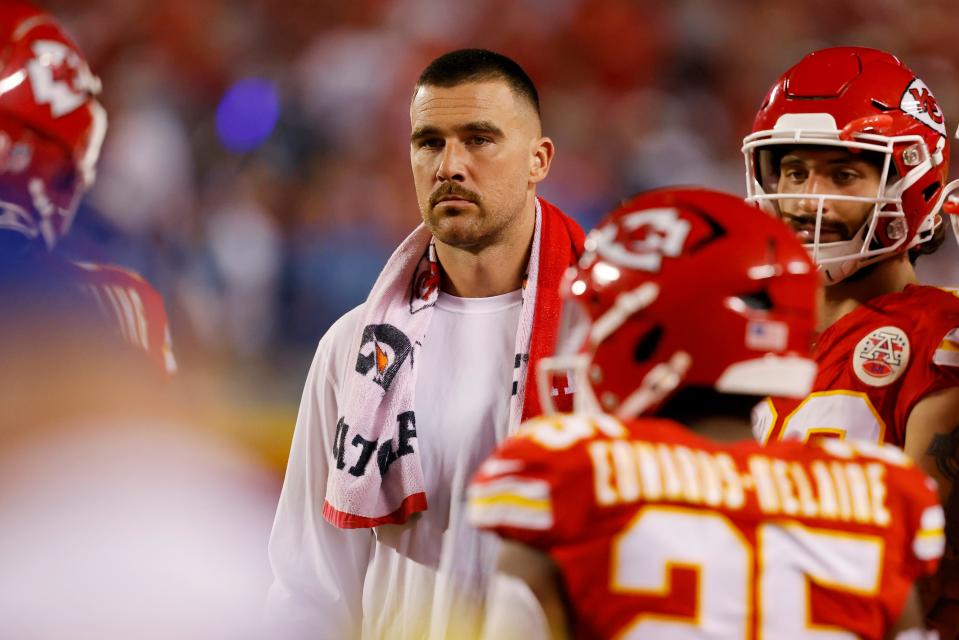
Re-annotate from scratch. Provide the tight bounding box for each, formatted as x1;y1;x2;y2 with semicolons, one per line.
39;0;959;472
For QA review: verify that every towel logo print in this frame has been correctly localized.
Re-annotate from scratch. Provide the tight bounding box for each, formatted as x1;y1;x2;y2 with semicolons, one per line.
333;412;417;477
355;324;412;391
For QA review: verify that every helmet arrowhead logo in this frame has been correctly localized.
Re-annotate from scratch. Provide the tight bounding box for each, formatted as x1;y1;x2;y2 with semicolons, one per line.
26;40;100;118
900;78;946;136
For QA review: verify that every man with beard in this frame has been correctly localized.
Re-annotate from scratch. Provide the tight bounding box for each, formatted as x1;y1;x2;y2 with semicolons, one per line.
267;49;584;638
743;46;959;636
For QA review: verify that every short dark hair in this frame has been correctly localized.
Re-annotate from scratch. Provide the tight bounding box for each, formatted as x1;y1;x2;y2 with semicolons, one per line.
414;48;540;118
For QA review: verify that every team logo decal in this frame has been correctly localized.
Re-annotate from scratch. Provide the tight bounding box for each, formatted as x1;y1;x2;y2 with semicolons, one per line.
900;78;947;137
26;40;100;118
355;324;412;391
593;207;692;272
852;325;910;387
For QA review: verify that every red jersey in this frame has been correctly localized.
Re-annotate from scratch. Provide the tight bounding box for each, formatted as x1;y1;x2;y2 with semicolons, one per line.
468;413;944;640
67;260;176;376
754;285;959;447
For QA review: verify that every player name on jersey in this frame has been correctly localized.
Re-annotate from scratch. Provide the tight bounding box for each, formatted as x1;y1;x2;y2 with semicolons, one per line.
589;440;891;527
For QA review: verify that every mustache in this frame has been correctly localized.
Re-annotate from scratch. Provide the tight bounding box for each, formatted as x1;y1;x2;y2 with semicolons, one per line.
782;213;852;241
429;183;480;207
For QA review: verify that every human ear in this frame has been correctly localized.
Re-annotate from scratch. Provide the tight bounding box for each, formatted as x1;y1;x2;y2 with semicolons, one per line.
530;136;554;184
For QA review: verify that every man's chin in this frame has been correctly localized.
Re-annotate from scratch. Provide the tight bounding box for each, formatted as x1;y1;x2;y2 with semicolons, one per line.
427;216;486;250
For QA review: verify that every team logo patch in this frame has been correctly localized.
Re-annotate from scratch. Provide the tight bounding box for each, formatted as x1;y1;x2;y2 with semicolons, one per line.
355;324;412;391
852;325;910;387
900;78;947;137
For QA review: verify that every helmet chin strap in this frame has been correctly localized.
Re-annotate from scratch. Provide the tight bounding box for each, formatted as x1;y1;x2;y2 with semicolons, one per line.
614;351;692;419
820;258;861;285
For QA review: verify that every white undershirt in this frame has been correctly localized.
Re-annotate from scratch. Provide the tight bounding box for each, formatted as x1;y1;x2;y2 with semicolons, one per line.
416;288;525;507
364;288;524;638
267;289;526;639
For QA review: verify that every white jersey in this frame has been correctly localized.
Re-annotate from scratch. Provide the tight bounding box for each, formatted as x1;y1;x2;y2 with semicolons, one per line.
268;289;523;639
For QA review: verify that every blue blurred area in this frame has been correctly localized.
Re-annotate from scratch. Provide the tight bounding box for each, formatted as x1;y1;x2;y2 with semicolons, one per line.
216;78;281;153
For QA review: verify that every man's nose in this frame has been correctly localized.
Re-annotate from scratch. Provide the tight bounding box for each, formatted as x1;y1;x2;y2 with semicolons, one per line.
436;141;468;182
796;173;828;214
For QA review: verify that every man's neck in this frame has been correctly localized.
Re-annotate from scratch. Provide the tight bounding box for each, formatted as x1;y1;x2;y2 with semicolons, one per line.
685;415;753;443
435;197;537;298
820;254;918;331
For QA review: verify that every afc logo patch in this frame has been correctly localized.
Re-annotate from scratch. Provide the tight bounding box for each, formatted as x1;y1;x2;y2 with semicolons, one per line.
355;324;412;391
853;325;910;387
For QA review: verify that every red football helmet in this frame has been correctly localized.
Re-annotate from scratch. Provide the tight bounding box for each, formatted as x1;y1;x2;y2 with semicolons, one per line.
0;2;106;250
743;47;952;283
538;187;818;419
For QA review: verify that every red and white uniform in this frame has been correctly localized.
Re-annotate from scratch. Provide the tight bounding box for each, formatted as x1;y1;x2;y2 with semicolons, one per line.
469;413;944;640
754;285;959;447
63;259;175;376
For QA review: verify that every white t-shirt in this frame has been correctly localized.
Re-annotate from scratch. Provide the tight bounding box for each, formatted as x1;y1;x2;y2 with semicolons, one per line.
268;289;524;639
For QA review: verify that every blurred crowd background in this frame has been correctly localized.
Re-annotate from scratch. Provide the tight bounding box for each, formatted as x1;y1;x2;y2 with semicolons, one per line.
34;0;959;468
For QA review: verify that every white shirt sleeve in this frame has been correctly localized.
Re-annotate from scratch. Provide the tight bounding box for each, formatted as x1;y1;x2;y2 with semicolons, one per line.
266;308;374;639
480;572;551;640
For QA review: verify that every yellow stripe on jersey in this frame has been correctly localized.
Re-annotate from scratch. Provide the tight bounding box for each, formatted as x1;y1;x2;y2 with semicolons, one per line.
470;493;551;512
934;328;959;367
914;505;947;562
467;476;554;531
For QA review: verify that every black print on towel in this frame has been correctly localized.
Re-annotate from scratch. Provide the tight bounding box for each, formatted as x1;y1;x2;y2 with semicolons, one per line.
355;324;412;391
333;412;417;477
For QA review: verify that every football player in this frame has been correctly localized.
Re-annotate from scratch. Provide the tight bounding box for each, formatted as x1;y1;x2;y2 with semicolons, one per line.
467;187;944;639
743;47;959;632
0;2;174;375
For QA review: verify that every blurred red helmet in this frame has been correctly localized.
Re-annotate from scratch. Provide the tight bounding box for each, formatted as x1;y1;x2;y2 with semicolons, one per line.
0;2;106;250
743;47;951;283
538;187;818;419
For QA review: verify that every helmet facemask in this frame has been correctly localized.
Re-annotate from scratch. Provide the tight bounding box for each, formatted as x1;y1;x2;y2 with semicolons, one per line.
744;115;944;284
0;119;86;251
537;280;692;419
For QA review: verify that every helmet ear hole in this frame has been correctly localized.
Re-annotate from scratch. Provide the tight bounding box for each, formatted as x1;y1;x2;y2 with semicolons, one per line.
633;325;664;363
736;290;773;311
922;181;941;202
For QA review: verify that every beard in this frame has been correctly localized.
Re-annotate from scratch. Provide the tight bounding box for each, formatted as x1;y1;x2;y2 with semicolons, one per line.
781;211;855;243
421;183;496;250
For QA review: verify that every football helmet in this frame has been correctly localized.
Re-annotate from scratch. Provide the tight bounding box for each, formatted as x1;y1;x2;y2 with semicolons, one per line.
0;2;106;251
538;187;818;419
743;47;951;283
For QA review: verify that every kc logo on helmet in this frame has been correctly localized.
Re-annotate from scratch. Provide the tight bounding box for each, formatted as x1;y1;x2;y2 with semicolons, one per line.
26;40;100;118
900;78;946;137
853;325;910;387
593;207;692;273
